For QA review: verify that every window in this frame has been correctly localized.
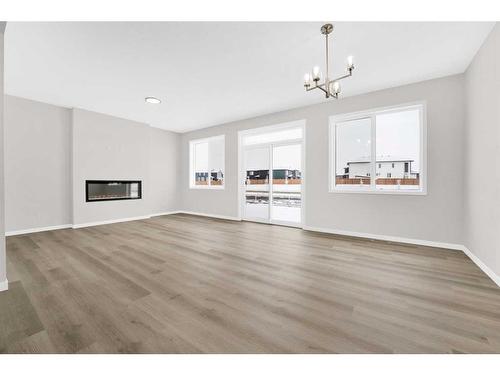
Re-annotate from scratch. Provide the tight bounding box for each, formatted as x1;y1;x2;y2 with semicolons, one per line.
243;127;302;146
190;135;225;189
330;103;426;194
334;117;372;187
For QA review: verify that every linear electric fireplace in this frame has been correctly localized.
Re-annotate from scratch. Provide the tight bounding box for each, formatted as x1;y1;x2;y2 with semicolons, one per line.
86;180;142;202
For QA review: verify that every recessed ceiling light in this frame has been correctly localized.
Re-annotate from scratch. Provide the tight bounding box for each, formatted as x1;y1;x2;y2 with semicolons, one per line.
145;96;161;104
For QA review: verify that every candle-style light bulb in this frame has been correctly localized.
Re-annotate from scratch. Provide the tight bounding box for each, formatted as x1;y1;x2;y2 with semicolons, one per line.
304;73;311;87
332;81;341;94
312;66;321;80
347;55;354;69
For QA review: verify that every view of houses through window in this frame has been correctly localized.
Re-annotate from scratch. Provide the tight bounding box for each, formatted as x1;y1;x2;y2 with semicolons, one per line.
190;135;225;188
333;105;423;192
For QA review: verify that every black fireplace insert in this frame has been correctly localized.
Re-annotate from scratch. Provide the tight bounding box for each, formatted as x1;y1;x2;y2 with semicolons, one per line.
86;180;142;202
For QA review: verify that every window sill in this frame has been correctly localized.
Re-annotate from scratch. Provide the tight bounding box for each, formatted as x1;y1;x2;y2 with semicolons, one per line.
329;188;427;196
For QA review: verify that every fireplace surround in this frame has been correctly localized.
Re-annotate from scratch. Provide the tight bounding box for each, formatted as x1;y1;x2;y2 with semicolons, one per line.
86;180;142;202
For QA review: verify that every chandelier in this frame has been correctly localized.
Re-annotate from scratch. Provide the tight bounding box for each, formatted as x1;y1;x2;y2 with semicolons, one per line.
303;23;354;99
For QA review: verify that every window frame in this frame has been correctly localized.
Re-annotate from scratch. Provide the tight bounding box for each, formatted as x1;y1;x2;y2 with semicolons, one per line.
329;102;427;195
189;134;225;190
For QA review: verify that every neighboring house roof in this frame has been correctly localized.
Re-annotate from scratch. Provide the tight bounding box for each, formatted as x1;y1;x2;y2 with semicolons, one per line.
347;159;414;165
247;169;299;172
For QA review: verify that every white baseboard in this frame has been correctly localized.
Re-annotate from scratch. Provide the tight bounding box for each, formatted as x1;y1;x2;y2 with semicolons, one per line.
0;279;8;292
72;215;152;229
4;212;182;235
5;224;72;237
177;210;241;221
150;211;181;217
303;225;500;287
302;225;464;251
461;246;500;287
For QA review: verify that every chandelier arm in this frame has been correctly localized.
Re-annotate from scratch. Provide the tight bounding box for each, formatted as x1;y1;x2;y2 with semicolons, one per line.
331;71;353;83
306;85;328;94
307;81;327;89
318;86;329;94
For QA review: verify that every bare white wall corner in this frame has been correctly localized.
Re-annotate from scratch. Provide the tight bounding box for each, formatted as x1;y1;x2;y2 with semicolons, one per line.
0;279;8;292
150;211;181;217
462;246;500;287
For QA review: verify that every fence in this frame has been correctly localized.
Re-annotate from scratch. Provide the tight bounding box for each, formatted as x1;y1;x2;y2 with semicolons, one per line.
335;177;419;185
247;178;301;185
375;178;419;185
335;177;370;185
195;180;223;186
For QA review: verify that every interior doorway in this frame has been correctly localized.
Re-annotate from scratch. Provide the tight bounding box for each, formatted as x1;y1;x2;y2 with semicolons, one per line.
238;121;305;227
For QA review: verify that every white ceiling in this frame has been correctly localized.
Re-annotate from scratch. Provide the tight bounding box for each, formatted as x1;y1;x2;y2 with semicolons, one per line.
4;22;494;133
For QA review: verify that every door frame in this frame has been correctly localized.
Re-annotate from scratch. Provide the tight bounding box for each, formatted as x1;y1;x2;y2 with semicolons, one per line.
237;120;306;227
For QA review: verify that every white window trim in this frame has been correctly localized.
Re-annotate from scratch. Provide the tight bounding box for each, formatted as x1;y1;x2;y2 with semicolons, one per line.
329;101;427;196
237;120;306;225
189;134;225;190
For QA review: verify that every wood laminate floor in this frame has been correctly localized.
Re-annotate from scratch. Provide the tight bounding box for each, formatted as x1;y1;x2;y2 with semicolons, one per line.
1;213;500;353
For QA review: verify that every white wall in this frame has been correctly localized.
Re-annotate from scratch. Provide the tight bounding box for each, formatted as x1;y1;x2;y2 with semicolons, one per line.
72;109;152;225
0;22;6;290
180;74;465;246
149;127;181;215
5;96;72;231
464;24;500;277
2;101;180;232
72;108;180;225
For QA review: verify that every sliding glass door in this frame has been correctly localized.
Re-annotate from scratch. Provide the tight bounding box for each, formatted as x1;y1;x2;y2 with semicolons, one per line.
242;140;303;226
243;146;270;222
271;143;302;224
